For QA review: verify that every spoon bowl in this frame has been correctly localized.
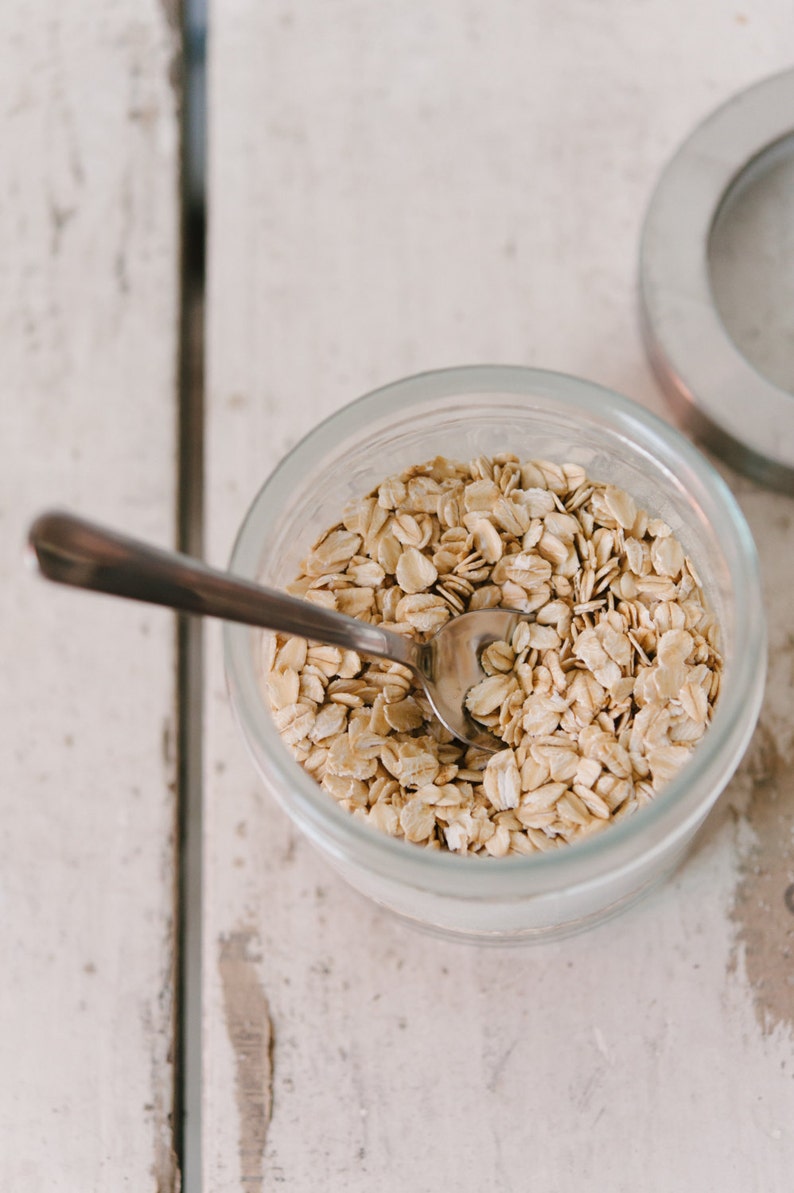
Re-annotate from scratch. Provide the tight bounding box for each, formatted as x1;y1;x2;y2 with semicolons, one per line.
418;608;527;750
28;510;526;751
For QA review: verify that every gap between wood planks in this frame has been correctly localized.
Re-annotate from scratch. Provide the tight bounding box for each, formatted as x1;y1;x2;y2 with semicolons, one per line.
175;0;207;1188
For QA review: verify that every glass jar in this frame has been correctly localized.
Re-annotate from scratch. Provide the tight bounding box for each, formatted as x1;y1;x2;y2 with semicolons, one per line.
224;366;766;942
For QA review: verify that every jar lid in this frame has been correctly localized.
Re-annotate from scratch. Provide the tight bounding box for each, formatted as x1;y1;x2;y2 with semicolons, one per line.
640;69;794;492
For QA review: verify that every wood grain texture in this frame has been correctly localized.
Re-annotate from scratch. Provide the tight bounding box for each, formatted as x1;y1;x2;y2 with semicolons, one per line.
205;3;794;1189
0;2;181;1189
218;929;273;1189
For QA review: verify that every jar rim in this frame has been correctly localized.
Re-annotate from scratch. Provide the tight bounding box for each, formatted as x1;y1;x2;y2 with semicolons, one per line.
224;365;766;896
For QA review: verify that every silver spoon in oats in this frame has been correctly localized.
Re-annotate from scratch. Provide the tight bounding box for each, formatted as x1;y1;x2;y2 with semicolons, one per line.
28;510;526;751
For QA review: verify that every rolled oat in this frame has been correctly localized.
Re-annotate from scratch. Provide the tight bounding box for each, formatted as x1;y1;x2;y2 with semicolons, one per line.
265;454;723;856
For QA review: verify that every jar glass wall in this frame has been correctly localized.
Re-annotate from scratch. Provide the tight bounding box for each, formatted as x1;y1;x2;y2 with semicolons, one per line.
224;366;766;942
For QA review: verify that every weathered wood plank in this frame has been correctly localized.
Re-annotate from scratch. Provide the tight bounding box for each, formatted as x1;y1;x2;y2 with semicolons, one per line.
205;4;794;1189
0;2;182;1189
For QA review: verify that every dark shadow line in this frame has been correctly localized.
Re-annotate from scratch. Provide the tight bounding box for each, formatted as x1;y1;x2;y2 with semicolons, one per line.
175;0;207;1188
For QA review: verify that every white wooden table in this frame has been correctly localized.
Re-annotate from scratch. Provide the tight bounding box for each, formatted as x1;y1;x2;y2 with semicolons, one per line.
1;2;181;1188
3;3;793;1190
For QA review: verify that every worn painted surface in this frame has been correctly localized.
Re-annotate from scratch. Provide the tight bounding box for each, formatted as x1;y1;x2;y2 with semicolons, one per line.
728;490;794;1037
218;930;273;1188
205;3;794;1190
0;1;181;1189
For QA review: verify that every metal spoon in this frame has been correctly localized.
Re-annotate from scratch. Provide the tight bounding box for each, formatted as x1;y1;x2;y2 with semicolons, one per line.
28;510;528;752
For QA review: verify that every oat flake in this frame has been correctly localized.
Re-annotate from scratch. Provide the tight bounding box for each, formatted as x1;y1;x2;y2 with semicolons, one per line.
266;455;723;856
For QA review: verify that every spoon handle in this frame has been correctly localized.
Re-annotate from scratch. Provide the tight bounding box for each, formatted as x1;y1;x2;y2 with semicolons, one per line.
28;510;421;669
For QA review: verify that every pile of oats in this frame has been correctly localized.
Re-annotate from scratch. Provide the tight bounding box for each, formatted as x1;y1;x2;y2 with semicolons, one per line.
265;454;723;857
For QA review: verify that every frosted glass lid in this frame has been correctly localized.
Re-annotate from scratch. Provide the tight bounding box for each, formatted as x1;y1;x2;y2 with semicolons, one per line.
640;69;794;493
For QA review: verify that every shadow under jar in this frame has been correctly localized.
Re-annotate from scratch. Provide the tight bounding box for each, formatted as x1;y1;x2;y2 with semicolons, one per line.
224;365;766;943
